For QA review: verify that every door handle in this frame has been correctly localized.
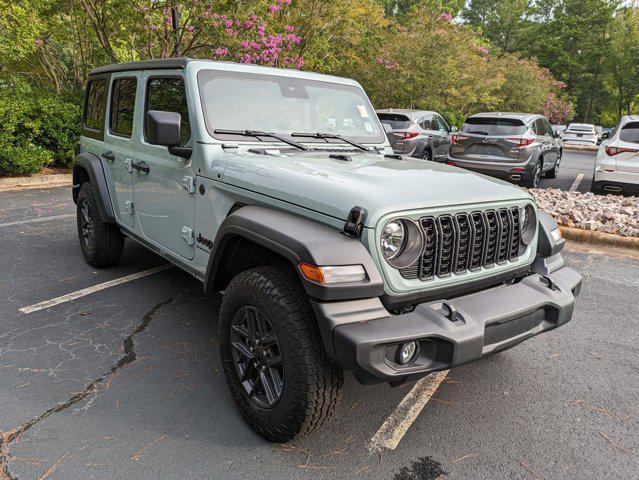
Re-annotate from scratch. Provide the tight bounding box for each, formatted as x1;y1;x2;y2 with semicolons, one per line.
131;161;150;174
102;151;115;162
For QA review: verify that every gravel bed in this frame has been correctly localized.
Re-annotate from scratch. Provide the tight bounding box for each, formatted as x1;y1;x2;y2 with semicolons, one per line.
530;188;639;237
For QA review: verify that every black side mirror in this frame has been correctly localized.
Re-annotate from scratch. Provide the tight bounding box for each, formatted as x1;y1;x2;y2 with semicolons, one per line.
450;125;458;133
146;110;192;159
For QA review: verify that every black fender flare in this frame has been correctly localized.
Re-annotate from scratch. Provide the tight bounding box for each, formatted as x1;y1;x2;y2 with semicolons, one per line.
72;153;115;223
204;206;384;302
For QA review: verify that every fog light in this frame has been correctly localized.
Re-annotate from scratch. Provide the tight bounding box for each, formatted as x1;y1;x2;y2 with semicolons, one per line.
398;341;418;365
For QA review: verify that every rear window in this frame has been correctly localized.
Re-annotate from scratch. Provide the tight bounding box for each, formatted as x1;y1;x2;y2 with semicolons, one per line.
377;113;411;130
461;117;526;135
620;122;639;144
84;79;108;131
567;124;594;133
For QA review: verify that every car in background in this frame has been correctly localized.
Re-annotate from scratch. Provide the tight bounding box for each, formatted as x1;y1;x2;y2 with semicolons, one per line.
447;112;561;188
592;115;639;195
376;109;457;161
562;123;598;147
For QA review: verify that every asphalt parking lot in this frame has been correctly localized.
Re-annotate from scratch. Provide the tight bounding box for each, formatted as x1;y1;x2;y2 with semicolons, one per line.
1;185;638;480
539;149;596;193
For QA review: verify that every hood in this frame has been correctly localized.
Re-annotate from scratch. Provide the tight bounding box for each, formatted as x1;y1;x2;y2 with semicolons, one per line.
219;149;533;227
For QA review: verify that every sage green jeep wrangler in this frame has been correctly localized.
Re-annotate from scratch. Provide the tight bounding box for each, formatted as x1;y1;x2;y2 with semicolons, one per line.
73;58;582;442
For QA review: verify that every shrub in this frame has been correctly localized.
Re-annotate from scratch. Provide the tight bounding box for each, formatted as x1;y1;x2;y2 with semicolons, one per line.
0;82;81;176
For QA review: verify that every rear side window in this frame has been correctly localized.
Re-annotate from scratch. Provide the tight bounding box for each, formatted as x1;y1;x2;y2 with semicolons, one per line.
620;122;639;144
84;79;108;131
146;77;190;146
533;119;549;136
110;78;137;137
461;117;526;136
419;115;434;130
377;113;411;130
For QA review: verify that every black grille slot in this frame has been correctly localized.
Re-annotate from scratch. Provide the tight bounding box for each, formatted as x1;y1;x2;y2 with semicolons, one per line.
420;217;437;280
484;210;499;266
454;214;471;273
469;212;485;270
510;207;521;259
436;215;455;277
399;207;525;281
497;208;512;264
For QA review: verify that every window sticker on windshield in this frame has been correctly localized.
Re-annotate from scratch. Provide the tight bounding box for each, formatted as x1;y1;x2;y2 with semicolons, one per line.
364;122;373;133
357;105;369;118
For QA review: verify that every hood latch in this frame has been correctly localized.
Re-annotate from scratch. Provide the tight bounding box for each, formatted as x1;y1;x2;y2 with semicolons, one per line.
343;206;366;238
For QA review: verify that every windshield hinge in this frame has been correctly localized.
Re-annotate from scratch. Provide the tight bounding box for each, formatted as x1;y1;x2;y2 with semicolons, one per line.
343;206;366;238
182;176;196;194
181;226;195;246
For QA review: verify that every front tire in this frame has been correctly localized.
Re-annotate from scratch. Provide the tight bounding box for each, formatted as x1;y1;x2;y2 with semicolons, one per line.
76;182;124;267
219;265;343;442
544;155;560;179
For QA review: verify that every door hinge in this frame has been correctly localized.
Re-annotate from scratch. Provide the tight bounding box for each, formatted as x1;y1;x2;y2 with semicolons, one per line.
181;226;195;245
124;200;134;215
182;176;196;194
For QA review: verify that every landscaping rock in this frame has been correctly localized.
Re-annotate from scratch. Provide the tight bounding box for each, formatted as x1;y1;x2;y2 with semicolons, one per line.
529;188;639;238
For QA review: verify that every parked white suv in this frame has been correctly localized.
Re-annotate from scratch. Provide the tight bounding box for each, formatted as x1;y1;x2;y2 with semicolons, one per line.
592;116;639;195
562;123;597;147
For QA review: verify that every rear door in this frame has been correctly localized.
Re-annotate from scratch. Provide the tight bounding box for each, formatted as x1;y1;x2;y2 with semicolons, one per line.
451;117;526;162
615;121;639;174
133;74;196;260
102;74;139;227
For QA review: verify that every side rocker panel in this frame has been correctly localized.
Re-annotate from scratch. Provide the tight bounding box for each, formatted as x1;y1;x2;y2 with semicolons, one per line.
72;152;116;223
204;206;384;302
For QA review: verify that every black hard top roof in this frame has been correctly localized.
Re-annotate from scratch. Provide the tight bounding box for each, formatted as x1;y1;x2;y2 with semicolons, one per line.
89;58;196;76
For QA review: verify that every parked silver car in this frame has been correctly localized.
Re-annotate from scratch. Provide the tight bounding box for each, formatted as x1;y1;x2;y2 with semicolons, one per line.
592;115;639;195
447;112;562;188
376;109;456;161
562;123;598;147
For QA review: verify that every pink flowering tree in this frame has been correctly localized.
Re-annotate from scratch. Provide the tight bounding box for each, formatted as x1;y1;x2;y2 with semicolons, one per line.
135;1;304;69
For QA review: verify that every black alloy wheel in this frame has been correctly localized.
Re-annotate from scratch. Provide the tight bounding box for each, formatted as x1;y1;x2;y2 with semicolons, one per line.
230;306;284;409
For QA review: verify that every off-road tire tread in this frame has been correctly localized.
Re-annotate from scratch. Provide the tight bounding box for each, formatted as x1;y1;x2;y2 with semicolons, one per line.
76;182;124;268
219;265;343;443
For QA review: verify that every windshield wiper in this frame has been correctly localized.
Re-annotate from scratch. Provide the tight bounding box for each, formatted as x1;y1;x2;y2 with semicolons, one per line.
214;129;308;151
291;132;370;152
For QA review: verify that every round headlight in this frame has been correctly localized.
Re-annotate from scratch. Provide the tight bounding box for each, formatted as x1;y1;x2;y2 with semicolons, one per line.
381;219;424;269
381;220;406;260
520;204;537;245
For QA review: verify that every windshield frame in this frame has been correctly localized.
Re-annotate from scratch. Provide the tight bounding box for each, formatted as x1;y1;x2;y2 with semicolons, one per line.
196;69;386;145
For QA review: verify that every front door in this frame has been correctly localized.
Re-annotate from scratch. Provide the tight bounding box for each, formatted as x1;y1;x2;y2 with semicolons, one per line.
133;74;196;260
102;74;139;227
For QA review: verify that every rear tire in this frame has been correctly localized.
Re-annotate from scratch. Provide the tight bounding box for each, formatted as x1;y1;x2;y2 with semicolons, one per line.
523;161;542;188
420;149;432;161
76;182;124;267
219;265;343;443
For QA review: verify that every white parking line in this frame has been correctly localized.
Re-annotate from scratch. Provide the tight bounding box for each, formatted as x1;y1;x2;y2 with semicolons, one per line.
569;173;584;192
368;370;450;452
0;213;75;228
18;265;172;314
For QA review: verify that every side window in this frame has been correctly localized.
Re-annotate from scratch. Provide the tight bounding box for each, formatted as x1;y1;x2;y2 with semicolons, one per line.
84;79;108;131
533;119;546;136
435;115;449;131
145;77;190;146
420;115;434;130
109;78;137;138
544;119;553;136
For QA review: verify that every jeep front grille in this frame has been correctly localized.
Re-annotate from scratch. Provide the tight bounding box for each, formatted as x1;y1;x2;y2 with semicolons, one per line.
400;207;523;281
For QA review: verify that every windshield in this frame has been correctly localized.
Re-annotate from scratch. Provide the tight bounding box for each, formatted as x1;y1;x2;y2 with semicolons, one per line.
377;113;412;130
461;117;526;136
197;70;385;144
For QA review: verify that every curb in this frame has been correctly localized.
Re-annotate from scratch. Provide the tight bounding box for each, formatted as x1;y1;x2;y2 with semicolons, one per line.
559;225;639;250
0;174;72;191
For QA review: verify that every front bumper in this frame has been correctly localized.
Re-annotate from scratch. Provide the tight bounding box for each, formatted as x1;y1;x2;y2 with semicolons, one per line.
312;265;582;384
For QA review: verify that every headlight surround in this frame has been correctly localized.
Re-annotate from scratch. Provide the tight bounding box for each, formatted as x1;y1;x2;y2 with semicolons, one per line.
520;204;537;245
380;218;424;269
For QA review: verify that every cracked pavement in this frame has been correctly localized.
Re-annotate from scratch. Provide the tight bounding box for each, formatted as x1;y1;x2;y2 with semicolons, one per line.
0;186;638;479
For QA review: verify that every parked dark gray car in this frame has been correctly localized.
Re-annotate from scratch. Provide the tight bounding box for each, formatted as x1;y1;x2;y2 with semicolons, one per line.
377;109;456;161
448;112;562;188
